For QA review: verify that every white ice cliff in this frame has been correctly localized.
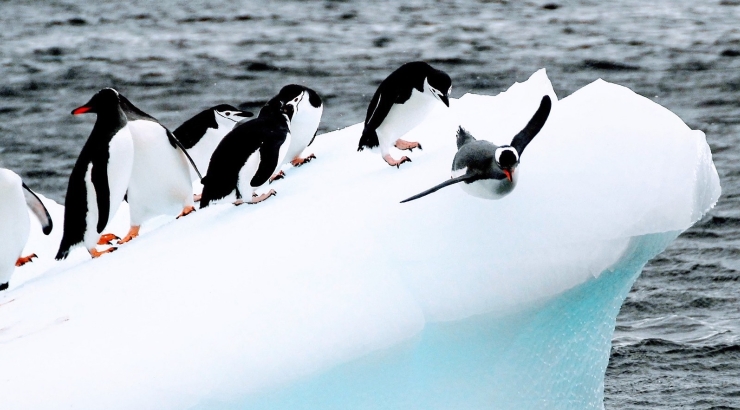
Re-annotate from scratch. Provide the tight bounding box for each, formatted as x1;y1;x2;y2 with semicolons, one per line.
0;70;720;409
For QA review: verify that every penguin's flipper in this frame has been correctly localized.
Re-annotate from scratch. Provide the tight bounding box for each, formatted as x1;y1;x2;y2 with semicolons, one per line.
358;91;396;151
167;130;203;180
22;183;53;235
456;127;476;149
510;95;552;156
251;146;281;188
400;174;474;203
90;161;111;234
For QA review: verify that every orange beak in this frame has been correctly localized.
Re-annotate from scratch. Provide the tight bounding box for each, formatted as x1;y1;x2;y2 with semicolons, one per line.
71;105;92;115
503;169;513;182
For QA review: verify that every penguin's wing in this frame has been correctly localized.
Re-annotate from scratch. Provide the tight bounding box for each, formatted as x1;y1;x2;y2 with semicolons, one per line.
250;134;285;187
22;183;53;235
510;95;552;156
400;174;478;203
166;129;203;180
90;159;111;233
456;126;476;149
364;89;398;131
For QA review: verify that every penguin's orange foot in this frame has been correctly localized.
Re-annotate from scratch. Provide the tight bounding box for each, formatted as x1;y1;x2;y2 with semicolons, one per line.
97;233;120;245
118;226;141;245
193;194;202;202
395;139;422;152
15;254;37;267
291;153;316;167
250;189;277;204
176;205;196;219
383;154;411;168
269;170;286;183
90;247;116;258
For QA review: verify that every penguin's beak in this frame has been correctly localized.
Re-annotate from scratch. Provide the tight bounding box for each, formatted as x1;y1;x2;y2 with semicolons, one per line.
440;95;450;107
503;169;513;182
71;105;92;115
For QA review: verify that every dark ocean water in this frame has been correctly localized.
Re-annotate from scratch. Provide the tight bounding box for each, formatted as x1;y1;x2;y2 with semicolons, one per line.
1;0;739;408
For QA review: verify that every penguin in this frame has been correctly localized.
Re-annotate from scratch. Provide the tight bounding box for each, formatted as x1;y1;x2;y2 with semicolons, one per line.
358;61;452;168
401;95;552;203
266;85;323;182
116;94;203;244
199;98;295;208
56;88;135;260
173;104;253;183
0;169;53;290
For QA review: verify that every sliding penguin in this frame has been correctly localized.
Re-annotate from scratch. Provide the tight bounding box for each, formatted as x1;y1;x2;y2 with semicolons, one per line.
116;94;202;244
0;169;53;290
401;95;552;203
358;61;451;167
56;88;134;260
267;85;323;182
173;104;253;182
199;99;295;208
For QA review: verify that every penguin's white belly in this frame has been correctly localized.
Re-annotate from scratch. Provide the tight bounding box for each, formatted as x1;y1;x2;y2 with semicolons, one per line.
83;126;134;248
0;170;31;285
187;127;233;182
283;104;322;165
127;120;193;225
237;150;261;195
376;91;436;152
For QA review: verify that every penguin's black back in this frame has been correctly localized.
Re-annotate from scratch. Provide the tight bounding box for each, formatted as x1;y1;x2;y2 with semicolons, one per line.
199;105;290;208
174;104;240;149
358;62;443;151
56;104;127;260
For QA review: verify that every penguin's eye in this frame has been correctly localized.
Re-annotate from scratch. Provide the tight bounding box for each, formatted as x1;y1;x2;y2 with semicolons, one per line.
225;112;231;116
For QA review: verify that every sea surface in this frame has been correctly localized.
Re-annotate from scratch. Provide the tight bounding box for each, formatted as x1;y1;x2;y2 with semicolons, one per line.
1;0;739;408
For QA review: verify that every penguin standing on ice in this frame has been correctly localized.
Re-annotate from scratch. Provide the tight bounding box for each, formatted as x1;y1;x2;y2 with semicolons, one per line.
173;104;253;183
358;61;452;168
0;169;53;290
116;94;203;244
199;98;295;208
266;85;323;182
56;88;134;260
401;95;552;203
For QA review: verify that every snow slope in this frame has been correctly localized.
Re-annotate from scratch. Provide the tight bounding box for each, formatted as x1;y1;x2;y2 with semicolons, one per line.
0;70;720;409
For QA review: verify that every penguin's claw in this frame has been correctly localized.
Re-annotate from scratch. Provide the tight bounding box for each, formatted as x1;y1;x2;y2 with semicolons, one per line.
97;233;120;245
250;189;277;204
15;254;37;267
233;199;245;206
269;170;286;183
291;154;316;167
176;205;196;219
394;139;422;152
384;154;411;168
118;226;140;245
90;247;116;258
193;194;202;202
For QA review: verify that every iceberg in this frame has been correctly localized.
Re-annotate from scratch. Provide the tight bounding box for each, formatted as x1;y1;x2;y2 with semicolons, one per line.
0;70;719;409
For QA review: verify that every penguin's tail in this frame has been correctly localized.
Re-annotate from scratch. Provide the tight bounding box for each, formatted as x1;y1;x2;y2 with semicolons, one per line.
55;240;72;261
357;127;379;152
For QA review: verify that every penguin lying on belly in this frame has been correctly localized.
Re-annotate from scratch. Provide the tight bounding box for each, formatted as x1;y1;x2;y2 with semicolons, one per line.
401;95;552;203
358;61;451;168
199;99;295;208
114;94;204;244
0;169;53;290
56;88;134;260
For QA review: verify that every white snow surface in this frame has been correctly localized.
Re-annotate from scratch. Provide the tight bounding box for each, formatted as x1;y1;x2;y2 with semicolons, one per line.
0;70;720;409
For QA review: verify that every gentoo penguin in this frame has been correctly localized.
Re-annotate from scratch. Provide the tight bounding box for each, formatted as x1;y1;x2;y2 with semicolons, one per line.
0;169;53;290
358;61;451;167
173;104;253;182
116;94;202;244
56;88;134;260
401;95;552;203
199;98;295;208
266;85;323;182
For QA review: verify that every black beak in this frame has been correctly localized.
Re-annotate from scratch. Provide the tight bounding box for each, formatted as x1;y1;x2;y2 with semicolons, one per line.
440;95;450;107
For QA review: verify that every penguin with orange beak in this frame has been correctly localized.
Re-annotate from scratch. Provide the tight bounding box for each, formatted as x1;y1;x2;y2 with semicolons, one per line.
401;95;551;203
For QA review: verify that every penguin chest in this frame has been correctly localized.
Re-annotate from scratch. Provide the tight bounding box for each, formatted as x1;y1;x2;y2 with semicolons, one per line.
127;120;192;224
460;177;517;200
187;127;233;182
0;170;31;283
284;104;322;164
376;90;436;147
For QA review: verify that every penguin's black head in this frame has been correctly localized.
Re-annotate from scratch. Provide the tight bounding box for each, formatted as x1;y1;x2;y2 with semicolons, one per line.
72;88;120;115
494;146;519;182
212;104;253;123
426;67;452;107
281;101;295;120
